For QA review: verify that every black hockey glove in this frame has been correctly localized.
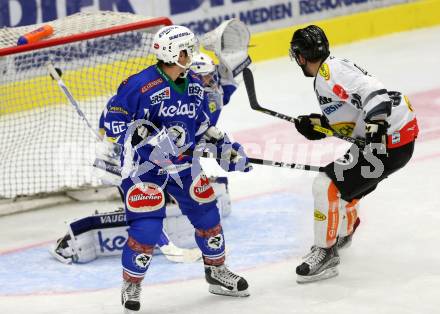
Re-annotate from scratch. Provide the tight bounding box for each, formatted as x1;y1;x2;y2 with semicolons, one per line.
294;113;329;140
365;120;388;154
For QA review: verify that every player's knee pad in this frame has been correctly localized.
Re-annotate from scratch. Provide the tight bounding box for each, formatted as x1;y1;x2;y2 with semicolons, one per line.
195;224;225;266
122;218;163;282
312;173;341;248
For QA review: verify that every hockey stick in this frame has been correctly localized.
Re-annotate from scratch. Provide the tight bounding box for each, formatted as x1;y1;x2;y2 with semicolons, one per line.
94;150;324;175
242;67;365;148
47;62;103;141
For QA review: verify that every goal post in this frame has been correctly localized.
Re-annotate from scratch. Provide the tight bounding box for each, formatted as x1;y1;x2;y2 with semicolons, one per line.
0;12;172;202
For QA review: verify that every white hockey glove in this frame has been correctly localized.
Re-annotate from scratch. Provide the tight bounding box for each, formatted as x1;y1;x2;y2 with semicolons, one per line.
201;19;252;80
93;138;123;186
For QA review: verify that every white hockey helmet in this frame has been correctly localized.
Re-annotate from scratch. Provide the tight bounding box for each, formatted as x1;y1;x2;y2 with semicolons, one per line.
152;25;197;66
190;52;216;75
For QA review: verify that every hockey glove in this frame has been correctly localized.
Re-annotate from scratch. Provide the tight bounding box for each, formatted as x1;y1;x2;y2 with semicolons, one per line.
217;140;252;172
199;126;252;172
294;113;329;140
365;120;388;154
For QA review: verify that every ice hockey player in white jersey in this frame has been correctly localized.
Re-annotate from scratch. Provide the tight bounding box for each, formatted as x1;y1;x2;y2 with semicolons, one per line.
289;25;418;283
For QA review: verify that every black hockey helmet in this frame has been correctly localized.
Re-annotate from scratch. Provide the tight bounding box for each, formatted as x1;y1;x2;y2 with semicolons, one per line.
289;25;330;63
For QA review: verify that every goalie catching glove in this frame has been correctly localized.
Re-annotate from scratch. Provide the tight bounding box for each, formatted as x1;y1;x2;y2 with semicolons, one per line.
198;126;252;173
294;113;330;140
201;19;251;80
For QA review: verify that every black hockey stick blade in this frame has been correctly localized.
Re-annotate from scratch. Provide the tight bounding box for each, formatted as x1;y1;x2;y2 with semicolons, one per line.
243;67;296;123
242;67;260;110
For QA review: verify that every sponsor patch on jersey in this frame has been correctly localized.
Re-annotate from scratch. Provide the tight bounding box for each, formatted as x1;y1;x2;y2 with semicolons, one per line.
314;210;327;221
330;122;355;137
332;84;349;100
158;101;196;118
319;63;330;80
150;87;170;105
140;78;164;94
108;106;128;115
322;102;343;115
188;83;204;98
126;183;165;212
190;173;216;203
208;101;217;113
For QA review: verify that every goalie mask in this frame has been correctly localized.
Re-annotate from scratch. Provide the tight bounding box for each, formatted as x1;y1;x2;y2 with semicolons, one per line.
152;25;198;71
190;52;220;92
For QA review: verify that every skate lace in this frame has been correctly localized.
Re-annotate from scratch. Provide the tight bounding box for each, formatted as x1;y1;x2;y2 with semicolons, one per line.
217;265;240;284
305;247;326;266
124;282;141;301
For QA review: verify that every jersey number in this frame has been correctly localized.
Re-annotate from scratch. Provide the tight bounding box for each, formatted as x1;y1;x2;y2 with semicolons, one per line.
111;121;126;134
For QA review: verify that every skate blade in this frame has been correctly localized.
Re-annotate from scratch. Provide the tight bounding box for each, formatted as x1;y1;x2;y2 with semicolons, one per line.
296;266;339;284
208;284;250;297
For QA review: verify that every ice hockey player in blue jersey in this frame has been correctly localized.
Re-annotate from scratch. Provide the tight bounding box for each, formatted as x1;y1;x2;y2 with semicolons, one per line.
190;51;237;126
102;25;251;312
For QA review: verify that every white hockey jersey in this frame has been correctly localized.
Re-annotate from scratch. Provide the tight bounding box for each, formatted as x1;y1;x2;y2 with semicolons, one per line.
314;56;418;148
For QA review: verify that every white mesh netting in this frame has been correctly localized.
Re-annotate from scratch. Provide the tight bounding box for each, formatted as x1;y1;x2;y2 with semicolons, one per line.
0;12;170;199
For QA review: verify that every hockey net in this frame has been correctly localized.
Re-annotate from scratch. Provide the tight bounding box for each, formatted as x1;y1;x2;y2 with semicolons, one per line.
0;12;172;210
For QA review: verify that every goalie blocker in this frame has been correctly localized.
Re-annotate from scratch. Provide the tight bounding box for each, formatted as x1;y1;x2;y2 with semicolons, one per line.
50;177;231;264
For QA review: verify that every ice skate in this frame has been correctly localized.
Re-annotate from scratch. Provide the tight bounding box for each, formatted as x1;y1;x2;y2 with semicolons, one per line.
121;280;141;312
296;245;340;283
205;264;250;297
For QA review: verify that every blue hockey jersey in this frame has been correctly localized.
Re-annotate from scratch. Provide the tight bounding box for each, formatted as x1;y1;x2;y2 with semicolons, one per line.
102;65;212;176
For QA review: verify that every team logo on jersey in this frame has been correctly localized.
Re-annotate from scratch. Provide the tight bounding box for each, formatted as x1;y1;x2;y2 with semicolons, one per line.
208;101;217;113
190;173;216;203
331;122;355;137
168;124;187;148
150;87;170;105
332;84;349;100
133;253;152;269
314;210;327;221
319;63;330;80
140;78;164;94
126;183;165;212
188;83;204;98
207;234;224;250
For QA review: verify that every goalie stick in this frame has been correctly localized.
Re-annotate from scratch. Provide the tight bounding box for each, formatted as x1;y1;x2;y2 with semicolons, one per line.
47;62;103;141
242;67;366;148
